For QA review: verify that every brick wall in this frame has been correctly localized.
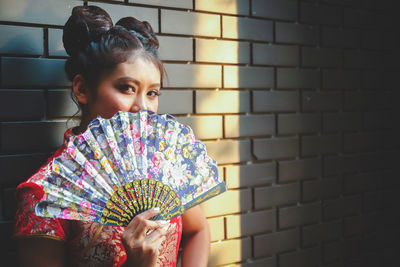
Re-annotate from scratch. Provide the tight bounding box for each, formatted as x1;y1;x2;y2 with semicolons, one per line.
1;0;400;266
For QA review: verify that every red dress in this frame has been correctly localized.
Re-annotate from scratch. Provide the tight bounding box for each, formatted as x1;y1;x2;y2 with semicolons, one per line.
14;129;182;267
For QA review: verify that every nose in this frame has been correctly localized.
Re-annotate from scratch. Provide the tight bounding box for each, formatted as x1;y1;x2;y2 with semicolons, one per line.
130;94;147;113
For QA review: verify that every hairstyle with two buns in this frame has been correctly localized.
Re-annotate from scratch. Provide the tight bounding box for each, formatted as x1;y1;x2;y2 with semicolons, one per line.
63;5;164;115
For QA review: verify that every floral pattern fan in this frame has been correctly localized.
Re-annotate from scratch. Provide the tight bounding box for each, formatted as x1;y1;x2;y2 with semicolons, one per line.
35;110;226;226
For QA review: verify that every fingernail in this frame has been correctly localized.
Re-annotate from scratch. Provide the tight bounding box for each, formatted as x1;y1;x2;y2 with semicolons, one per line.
163;225;169;231
159;220;168;225
153;207;160;212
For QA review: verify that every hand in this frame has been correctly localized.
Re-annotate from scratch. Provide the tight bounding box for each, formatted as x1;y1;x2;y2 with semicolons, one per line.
121;208;169;267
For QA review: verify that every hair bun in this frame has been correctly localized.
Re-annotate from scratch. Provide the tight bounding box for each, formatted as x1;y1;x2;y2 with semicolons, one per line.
116;17;159;50
63;6;113;56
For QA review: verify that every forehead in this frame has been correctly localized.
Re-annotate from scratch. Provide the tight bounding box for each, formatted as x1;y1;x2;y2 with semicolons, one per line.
108;55;161;81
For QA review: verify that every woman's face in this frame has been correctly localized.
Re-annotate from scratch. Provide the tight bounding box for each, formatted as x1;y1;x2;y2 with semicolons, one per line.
85;55;161;121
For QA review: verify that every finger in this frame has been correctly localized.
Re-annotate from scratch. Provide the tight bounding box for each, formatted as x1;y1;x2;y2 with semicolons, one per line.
145;227;168;243
145;221;169;236
131;219;169;239
126;208;161;230
137;208;161;220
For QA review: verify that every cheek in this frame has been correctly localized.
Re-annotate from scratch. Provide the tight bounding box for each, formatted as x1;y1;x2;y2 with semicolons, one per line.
148;99;159;113
94;94;131;118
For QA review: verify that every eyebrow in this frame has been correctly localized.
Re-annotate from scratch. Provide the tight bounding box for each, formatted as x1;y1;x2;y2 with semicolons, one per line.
116;77;161;88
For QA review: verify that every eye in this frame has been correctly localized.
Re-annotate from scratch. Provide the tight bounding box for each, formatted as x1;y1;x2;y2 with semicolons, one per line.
147;90;161;97
117;84;135;93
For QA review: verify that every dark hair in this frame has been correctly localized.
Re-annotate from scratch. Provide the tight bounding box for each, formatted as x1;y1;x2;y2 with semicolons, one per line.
63;5;164;115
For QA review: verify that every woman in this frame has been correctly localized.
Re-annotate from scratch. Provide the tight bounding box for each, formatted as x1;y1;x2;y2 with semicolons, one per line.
14;5;210;267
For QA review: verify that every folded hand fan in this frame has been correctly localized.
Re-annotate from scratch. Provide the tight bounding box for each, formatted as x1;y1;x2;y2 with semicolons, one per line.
35;110;226;226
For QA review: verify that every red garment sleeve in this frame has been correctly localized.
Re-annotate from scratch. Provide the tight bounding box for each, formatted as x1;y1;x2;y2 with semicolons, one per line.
14;182;70;241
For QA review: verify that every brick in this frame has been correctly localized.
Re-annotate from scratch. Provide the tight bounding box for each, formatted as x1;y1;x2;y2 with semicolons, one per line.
279;203;321;229
254;183;300;209
209;237;251;266
0;90;44;120
130;0;192;9
363;192;381;212
323;112;362;133
302;221;342;246
301;2;342;25
176;115;222;139
370;25;394;47
301;47;342;68
344;8;383;29
253;43;299;66
302;91;341;111
323;238;364;262
323;155;361;176
47;89;79;118
253;90;299;112
161;10;220;37
158;36;193;61
0;122;69;153
0;0;82;25
254;137;299;160
279;158;321;182
301;134;341;156
254;229;298;257
378;170;400;190
89;2;158;32
200;189;252;217
0;25;43;55
0;222;17;266
224;66;274;88
197;39;249;64
361;29;399;50
226;210;276;238
0;153;48;184
324;263;344;267
225;114;275;138
207;217;224;241
361;70;397;90
163;64;221;88
223;16;273;41
323;196;362;220
343;132;399;152
278;113;321;134
196;90;250;113
241;257;277;267
343;50;383;69
322;27;360;48
302;177;342;201
225;163;277;189
380;190;400;210
157;90;193;114
344;91;395;111
280;247;321;267
3;188;17;220
277;68;320;89
323;70;360;90
251;0;297;21
344;213;378;236
195;0;249;15
203;139;251;164
345;253;381;267
1;57;69;87
48;28;67;57
326;152;396;176
276;22;318;45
